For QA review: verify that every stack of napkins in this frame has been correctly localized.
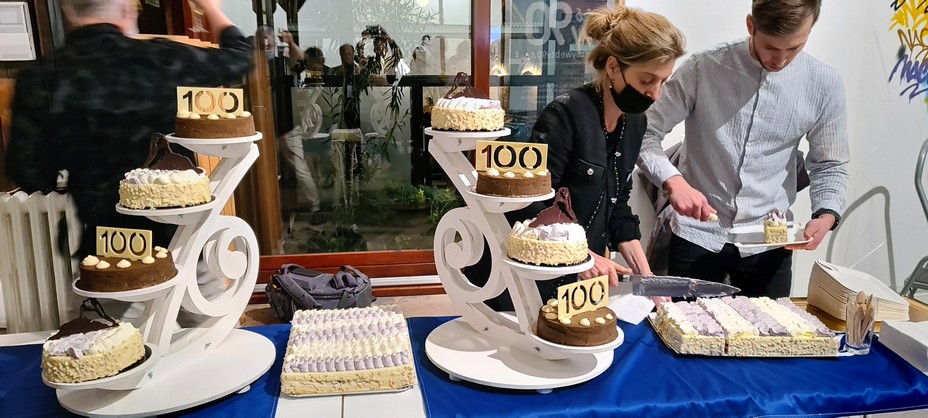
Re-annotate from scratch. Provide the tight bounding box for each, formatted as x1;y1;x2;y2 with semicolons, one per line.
880;321;928;374
808;260;909;321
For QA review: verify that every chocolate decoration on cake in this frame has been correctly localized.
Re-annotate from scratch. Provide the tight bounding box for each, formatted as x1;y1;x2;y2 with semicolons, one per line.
530;187;578;227
143;133;203;174
49;299;117;340
443;72;490;100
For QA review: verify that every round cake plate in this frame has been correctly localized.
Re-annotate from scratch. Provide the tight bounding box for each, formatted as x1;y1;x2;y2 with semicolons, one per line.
502;256;594;281
425;128;511;153
72;274;181;303
115;198;217;224
464;187;555;203
165;132;263;144
526;326;625;355
56;329;275;417
424;127;511;138
43;344;160;391
165;133;262;158
463;187;555;214
425;318;615;394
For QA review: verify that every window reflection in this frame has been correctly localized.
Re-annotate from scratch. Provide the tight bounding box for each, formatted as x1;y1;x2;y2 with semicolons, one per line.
237;0;472;254
491;0;606;141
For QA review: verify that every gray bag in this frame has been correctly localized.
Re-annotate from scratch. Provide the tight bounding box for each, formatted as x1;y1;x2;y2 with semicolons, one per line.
267;264;373;321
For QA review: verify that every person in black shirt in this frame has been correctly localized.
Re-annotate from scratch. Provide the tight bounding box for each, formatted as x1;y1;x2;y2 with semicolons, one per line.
333;43;362;129
5;0;253;258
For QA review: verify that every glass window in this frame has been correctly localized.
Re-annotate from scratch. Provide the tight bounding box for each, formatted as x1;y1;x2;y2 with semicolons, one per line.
228;0;473;254
491;0;609;140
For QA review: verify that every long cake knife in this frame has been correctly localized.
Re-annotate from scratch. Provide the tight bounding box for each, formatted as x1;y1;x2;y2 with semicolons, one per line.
617;274;740;298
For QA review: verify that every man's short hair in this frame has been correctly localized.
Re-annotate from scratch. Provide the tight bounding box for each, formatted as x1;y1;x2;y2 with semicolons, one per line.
752;0;821;36
60;0;123;21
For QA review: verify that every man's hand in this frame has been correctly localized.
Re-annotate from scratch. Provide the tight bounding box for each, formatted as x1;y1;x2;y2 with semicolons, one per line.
785;214;835;251
664;175;717;221
280;31;294;44
580;250;632;286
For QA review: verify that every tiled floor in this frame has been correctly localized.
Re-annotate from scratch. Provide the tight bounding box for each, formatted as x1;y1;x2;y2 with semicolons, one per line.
239;294;457;327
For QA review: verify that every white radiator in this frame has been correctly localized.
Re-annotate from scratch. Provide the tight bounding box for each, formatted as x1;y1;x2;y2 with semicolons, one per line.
0;191;81;333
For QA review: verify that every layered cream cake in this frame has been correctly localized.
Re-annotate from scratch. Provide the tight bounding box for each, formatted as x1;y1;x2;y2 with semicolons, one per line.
764;210;789;244
535;298;618;346
476;167;551;197
118;168;211;209
431;96;505;131
175;111;255;139
281;306;417;396
654;297;838;356
42;302;145;384
507;188;588;266
76;246;177;292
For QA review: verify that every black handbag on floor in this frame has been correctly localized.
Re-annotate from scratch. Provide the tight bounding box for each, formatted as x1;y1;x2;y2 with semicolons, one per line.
266;264;373;322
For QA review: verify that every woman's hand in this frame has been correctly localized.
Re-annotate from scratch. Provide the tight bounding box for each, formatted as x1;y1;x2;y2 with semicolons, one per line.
580;250;631;286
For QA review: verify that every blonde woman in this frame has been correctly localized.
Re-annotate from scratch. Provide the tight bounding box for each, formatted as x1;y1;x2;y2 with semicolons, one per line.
524;6;684;298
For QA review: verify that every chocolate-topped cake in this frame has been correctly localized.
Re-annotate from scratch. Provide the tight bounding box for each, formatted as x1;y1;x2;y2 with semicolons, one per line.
475;168;551;197
175;111;255;139
76;245;177;292
431;72;505;131
118;134;211;209
42;299;146;383
535;298;618;346
507;188;589;266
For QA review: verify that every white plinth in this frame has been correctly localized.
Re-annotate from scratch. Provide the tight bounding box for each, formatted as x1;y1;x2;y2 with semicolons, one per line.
56;329;275;417
425;318;614;393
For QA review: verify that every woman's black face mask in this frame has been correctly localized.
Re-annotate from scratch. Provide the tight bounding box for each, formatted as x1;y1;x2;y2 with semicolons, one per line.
610;68;654;114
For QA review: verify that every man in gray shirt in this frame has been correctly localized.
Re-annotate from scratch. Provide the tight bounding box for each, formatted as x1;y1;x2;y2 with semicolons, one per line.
637;0;849;297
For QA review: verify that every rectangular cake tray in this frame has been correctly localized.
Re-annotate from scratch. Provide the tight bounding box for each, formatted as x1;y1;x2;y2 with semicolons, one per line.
282;384;415;398
646;314;845;358
648;297;928;358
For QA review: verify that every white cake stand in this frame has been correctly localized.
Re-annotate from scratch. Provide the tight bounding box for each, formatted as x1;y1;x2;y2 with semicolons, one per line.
425;128;621;393
56;134;275;416
425;318;616;394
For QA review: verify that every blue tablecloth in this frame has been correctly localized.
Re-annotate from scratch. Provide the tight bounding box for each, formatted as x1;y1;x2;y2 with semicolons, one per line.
0;325;288;418
4;319;928;417
408;317;928;418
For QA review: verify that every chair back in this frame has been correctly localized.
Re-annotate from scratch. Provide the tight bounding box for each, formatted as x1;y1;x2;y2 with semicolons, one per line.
917;138;928;223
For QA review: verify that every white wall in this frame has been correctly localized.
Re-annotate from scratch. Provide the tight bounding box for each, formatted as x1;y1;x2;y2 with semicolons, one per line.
625;1;927;296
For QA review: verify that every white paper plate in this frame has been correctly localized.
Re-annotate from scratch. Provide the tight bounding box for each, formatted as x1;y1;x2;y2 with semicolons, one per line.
730;221;810;248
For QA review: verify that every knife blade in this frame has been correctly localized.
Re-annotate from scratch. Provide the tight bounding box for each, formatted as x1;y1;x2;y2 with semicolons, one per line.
617;274;740;298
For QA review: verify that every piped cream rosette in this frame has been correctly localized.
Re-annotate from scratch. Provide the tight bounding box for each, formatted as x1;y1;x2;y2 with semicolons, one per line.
507;220;589;266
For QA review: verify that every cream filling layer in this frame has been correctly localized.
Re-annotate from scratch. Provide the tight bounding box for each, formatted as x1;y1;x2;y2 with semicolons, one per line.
431;107;505;131
119;177;211;209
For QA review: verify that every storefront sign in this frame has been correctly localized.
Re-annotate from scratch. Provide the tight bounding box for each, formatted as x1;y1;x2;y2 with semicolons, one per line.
557;275;609;319
475;140;547;174
96;226;152;260
176;87;245;116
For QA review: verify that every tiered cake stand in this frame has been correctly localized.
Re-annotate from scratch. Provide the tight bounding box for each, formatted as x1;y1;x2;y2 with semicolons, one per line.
423;128;622;394
49;133;275;416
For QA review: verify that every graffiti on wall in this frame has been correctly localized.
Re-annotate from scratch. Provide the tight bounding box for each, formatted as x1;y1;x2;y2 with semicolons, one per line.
889;0;928;101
